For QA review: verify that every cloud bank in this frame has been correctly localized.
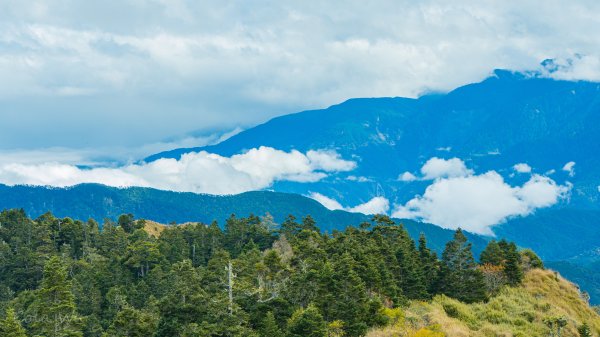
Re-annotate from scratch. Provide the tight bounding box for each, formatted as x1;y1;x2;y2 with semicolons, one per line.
3;1;600;152
309;193;390;215
0;147;356;195
393;159;570;235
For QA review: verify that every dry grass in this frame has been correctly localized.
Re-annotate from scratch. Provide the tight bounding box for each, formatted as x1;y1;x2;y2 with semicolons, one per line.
367;269;600;337
143;220;168;237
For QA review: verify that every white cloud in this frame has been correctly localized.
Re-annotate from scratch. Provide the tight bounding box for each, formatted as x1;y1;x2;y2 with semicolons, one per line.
3;1;600;151
513;163;532;173
308;193;344;211
346;175;371;182
348;197;390;215
420;157;473;180
542;55;600;82
398;171;417;182
0;128;244;166
562;161;576;177
0;147;356;195
309;193;389;215
392;172;570;236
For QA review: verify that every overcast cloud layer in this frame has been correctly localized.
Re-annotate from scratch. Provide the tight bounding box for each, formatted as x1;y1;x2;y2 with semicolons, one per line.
2;1;600;156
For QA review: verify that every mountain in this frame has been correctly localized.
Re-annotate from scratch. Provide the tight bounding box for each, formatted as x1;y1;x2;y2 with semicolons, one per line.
0;183;487;256
147;70;600;210
146;70;600;259
144;70;600;302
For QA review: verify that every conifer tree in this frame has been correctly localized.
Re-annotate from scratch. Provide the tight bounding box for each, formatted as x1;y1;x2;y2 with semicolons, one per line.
301;215;319;232
106;305;158;337
0;308;27;337
259;311;283;337
418;233;439;295
31;256;83;337
502;241;523;285
437;229;487;303
578;322;593;337
480;240;504;266
287;305;327;337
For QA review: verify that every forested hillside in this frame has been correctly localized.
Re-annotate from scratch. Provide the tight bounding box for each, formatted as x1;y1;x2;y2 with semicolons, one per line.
1;209;596;336
0;183;488;256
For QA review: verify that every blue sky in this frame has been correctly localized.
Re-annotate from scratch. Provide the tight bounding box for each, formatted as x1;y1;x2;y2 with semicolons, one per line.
2;0;600;161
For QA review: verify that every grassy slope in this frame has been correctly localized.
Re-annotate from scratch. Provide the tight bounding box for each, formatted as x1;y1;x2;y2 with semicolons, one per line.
368;269;600;337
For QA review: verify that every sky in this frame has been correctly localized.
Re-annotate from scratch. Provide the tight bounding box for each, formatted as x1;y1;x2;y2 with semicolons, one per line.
2;0;600;160
0;1;598;232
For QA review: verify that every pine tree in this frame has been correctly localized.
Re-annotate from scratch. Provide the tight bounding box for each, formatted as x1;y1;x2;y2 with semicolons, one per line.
30;256;83;337
106;305;158;337
418;233;439;295
502;241;523;286
480;240;504;266
578;322;593;337
301;215;319;232
328;252;372;336
0;308;27;337
259;311;283;337
397;239;428;300
287;305;327;337
437;229;487;303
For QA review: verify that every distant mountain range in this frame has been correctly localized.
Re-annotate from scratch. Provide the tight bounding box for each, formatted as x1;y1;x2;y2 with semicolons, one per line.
3;69;600;301
143;70;600;301
0;183;486;256
146;69;600;260
147;70;600;210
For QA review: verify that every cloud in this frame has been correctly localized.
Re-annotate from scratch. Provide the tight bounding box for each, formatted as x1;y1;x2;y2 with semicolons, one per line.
308;193;344;211
542;55;600;82
346;175;371;182
309;193;389;215
562;161;576;177
513;163;532;173
420;157;473;180
3;1;600;151
392;171;570;236
0;128;244;166
398;171;417;182
348;197;390;215
0;147;356;195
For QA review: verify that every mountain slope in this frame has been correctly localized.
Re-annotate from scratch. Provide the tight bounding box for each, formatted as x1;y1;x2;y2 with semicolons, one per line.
0;183;487;256
368;269;600;337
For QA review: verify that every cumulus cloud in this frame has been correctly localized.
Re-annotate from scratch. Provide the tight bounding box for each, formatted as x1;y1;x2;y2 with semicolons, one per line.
392;172;570;236
309;193;389;215
348;197;390;215
398;171;417;182
420;157;473;180
562;161;576;177
0;147;356;195
513;163;532;173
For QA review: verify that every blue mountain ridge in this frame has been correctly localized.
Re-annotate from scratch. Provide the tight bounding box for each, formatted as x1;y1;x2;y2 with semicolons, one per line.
146;70;600;260
0;183;486;258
